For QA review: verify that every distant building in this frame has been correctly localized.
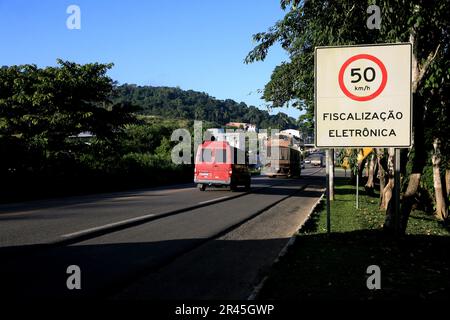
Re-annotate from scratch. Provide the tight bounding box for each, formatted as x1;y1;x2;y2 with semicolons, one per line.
225;122;257;132
205;128;224;138
280;129;304;149
280;129;300;138
68;131;95;139
68;131;95;145
206;128;248;150
75;131;95;138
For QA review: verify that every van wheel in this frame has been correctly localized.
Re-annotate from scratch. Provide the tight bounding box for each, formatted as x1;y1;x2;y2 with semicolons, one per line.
198;184;206;191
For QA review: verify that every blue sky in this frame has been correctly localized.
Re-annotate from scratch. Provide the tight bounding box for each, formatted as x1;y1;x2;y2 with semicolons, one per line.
0;0;300;119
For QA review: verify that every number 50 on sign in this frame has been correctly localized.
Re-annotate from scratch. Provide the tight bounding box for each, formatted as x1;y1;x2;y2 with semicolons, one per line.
314;43;412;148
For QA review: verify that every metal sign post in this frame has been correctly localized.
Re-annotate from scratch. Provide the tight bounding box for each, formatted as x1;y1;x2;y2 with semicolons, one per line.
356;166;359;209
326;149;331;234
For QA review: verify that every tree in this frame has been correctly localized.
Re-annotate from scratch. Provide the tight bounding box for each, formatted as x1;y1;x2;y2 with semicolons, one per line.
113;84;299;129
0;60;136;177
365;152;377;195
246;0;450;233
376;148;387;206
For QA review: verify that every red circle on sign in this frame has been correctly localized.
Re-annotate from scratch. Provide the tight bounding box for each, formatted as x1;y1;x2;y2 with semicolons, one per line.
338;54;387;102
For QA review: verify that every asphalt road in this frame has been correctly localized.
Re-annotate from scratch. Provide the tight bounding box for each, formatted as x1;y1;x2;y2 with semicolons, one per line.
0;176;278;247
0;166;325;299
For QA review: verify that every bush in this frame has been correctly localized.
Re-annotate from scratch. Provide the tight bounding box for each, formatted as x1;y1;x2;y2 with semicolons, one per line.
0;117;195;202
118;152;192;187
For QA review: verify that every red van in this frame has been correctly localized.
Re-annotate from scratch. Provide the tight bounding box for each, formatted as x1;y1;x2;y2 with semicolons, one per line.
194;140;251;191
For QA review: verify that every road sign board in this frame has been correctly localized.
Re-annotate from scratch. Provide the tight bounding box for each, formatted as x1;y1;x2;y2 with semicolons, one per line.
315;43;412;148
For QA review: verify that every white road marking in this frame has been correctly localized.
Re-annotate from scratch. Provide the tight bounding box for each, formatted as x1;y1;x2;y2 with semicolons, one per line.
198;196;230;205
61;213;156;238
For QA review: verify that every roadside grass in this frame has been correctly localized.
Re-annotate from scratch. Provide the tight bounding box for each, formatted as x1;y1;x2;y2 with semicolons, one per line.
258;177;450;300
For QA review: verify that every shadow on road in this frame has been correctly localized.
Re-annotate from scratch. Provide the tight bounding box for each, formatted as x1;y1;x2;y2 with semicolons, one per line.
3;229;447;301
0;237;290;300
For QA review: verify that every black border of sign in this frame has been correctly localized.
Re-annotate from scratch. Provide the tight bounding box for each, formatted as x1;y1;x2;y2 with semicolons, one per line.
314;42;413;148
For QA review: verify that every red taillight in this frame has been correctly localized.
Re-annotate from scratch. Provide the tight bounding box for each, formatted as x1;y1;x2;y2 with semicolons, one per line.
228;170;232;176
